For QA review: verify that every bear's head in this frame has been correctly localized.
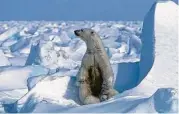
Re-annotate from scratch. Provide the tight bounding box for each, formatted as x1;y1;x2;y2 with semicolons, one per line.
74;28;98;42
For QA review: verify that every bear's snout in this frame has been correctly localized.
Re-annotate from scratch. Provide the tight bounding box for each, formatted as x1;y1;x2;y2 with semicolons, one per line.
74;30;81;36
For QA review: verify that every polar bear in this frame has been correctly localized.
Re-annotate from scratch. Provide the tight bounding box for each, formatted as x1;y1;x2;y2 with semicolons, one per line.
74;28;118;105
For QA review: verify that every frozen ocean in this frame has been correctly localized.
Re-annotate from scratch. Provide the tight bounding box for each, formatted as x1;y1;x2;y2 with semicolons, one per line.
0;0;178;113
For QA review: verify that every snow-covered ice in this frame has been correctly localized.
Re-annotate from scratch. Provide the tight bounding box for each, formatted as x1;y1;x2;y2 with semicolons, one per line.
0;50;11;67
139;0;178;91
0;66;49;91
0;0;178;113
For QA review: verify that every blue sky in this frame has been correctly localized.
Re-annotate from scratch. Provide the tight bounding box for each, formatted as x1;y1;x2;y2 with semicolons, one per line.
0;0;177;21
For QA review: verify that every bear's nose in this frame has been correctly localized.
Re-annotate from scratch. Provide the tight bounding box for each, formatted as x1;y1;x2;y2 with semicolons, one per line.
74;30;80;36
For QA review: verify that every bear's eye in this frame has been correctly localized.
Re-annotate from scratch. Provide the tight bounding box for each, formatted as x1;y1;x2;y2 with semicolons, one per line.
91;31;94;34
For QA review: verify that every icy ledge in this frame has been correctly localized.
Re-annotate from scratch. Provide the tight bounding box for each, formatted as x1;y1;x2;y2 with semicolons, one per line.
139;0;178;89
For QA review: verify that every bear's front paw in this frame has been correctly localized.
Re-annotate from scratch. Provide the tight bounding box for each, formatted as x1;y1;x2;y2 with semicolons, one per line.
100;89;119;102
76;80;86;86
100;94;108;102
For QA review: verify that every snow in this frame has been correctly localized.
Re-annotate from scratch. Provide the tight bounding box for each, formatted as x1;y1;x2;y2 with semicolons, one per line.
0;50;11;67
139;0;178;90
0;27;19;42
0;0;178;113
0;66;49;91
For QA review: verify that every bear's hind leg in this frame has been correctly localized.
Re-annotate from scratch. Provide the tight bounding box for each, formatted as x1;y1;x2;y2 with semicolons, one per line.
79;83;100;105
